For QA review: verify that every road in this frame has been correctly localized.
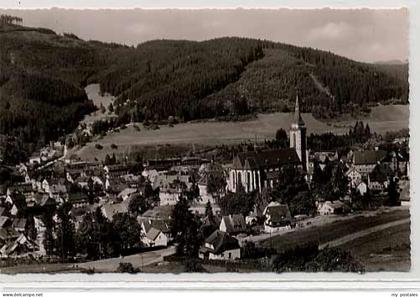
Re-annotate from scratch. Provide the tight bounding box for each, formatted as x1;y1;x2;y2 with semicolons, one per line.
77;246;176;272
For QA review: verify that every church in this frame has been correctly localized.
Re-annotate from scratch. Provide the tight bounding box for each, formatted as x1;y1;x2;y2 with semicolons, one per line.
227;95;308;193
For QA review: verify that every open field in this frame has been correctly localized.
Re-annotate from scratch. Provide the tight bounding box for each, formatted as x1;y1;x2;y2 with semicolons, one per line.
338;222;410;272
74;100;408;161
81;84;116;124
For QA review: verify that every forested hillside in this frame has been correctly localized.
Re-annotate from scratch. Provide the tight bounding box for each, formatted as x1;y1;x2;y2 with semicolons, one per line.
0;21;409;163
97;38;408;122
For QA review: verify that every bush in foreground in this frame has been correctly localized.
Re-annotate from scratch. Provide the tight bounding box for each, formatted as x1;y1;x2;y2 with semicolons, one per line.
116;262;141;273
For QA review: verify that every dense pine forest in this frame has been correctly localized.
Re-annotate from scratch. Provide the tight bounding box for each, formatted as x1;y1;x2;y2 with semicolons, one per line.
0;20;409;163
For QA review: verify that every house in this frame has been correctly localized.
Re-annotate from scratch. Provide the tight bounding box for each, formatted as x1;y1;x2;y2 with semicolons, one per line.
141;205;175;220
101;200;129;221
104;164;130;179
0;233;38;258
199;230;241;261
262;202;292;233
352;150;387;176
142;227;168;247
318;200;344;215
346;166;363;188
159;187;182;206
219;214;247;235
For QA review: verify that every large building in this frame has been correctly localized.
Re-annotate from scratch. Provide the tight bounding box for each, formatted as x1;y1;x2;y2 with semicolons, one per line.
227;95;307;193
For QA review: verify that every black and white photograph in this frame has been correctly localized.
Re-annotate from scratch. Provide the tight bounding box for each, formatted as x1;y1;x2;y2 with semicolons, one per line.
0;3;411;277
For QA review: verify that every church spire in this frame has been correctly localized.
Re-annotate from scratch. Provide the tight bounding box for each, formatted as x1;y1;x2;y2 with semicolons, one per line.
294;93;305;126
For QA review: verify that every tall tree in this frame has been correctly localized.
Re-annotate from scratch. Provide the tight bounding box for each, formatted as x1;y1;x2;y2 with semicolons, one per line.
55;203;76;260
170;197;201;257
113;212;142;252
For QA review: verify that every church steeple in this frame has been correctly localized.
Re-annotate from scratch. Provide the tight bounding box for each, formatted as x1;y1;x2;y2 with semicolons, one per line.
294;94;305;127
290;93;307;171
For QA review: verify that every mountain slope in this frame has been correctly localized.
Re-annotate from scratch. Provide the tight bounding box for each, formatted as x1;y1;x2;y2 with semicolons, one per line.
0;22;409;162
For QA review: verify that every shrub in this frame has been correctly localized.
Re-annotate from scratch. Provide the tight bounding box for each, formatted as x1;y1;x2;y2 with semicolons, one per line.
111;143;118;149
184;259;206;273
95;144;103;150
116;262;141;273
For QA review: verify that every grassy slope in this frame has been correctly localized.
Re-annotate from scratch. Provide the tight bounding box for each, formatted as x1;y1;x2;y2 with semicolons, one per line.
261;208;409;253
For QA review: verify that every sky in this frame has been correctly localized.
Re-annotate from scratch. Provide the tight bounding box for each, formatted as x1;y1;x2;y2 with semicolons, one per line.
0;7;409;63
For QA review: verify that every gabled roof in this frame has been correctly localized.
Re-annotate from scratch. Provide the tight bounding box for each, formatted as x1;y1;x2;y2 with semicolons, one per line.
140;218;171;234
220;214;246;234
200;230;240;254
353;150;387;165
12;218;27;230
146;227;162;241
232;148;300;170
141;205;174;220
101;201;129;220
263;202;292;225
0;216;10;228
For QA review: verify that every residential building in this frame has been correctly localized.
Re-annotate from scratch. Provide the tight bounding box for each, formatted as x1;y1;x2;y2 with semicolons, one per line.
219;214;247;235
263;202;293;233
199;230;241;261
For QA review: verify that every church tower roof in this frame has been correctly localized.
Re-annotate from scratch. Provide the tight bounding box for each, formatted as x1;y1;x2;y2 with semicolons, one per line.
294;94;305;126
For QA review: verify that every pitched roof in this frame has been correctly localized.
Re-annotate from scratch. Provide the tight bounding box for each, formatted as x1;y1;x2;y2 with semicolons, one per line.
200;230;240;254
12;218;27;230
353;150;387;165
220;214;246;234
0;216;10;228
101;201;129;220
142;205;174;220
140;218;171;234
263;202;292;226
146;227;162;241
233;148;300;170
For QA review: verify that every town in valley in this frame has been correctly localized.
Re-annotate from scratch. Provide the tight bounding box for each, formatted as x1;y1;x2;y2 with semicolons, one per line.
0;10;410;273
